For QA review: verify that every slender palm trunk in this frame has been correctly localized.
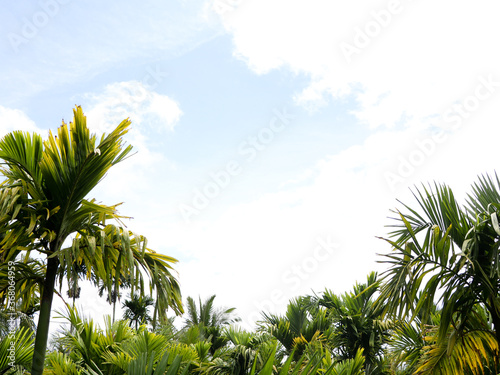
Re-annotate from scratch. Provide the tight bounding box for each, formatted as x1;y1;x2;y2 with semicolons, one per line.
152;303;157;331
31;255;59;375
70;283;76;335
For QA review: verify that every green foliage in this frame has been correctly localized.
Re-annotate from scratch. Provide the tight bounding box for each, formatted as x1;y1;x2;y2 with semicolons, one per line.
414;306;499;375
0;257;43;322
379;172;500;372
123;293;154;330
47;306;198;375
328;349;366;375
2;112;498;375
44;299;373;375
180;295;240;357
0;327;34;374
251;344;365;375
44;352;82;375
0;107;183;374
259;296;332;359
386;319;425;374
126;350;190;375
49;306;135;374
202;327;276;375
184;295;239;328
311;273;392;373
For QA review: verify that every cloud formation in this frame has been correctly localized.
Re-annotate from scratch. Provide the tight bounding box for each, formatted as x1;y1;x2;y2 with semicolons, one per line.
0;106;44;136
216;0;500;129
84;81;182;134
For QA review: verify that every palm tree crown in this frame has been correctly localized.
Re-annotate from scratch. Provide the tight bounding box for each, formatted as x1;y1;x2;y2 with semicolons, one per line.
378;173;500;372
0;107;183;375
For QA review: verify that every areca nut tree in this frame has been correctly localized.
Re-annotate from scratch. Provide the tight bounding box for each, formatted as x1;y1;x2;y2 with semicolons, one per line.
378;173;500;368
259;296;332;360
314;272;393;372
123;292;155;330
0;106;183;375
182;295;240;356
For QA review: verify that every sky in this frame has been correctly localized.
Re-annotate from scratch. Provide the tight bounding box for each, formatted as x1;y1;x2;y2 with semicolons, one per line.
1;0;500;332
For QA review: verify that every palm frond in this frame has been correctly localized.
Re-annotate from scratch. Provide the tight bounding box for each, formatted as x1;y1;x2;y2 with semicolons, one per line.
0;327;34;373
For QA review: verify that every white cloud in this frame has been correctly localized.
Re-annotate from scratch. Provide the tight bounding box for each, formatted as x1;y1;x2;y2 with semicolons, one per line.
0;106;44;136
81;81;182;205
155;106;499;328
216;0;500;129
40;101;500;331
0;1;223;103
83;81;182;134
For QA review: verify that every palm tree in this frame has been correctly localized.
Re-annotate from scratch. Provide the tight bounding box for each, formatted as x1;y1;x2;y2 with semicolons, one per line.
96;272;132;323
203;327;276;375
48;306;123;373
259;296;332;360
154;315;178;340
0;107;183;375
413;305;499;374
64;262;88;310
378;172;500;371
313;273;392;374
123;293;155;330
48;305;197;375
386;318;425;374
181;295;240;357
184;295;239;328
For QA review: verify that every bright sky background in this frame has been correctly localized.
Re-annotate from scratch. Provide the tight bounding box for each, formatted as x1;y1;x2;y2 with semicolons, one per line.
1;0;500;332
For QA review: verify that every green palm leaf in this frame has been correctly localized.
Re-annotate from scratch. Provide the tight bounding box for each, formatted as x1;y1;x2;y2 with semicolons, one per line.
0;107;183;375
0;327;34;373
379;172;500;371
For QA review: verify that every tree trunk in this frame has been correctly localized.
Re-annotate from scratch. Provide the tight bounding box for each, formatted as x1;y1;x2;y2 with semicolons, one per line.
152;302;158;331
31;255;59;375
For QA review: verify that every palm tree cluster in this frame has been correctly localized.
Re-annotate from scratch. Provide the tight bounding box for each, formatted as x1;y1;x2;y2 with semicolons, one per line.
0;290;372;375
0;107;499;374
0;107;182;374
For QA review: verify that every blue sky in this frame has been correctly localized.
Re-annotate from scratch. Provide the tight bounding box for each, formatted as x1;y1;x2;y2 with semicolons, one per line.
2;0;500;330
